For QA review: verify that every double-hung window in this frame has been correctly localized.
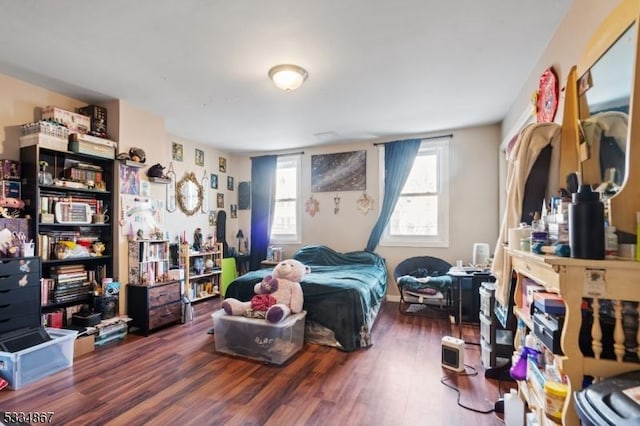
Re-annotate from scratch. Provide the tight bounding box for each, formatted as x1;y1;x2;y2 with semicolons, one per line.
380;137;450;247
270;154;301;243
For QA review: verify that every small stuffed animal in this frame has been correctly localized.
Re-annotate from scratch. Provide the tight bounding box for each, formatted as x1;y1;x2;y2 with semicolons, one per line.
222;258;309;323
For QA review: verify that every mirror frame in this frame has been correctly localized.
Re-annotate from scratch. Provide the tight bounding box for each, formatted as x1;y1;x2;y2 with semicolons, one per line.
570;0;640;239
176;172;203;216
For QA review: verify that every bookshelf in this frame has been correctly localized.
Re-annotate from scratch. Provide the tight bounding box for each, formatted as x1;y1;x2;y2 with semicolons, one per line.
180;242;223;302
20;144;115;324
127;239;170;285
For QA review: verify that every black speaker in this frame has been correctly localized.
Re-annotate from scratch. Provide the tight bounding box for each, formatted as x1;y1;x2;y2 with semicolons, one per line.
93;295;119;320
238;181;250;210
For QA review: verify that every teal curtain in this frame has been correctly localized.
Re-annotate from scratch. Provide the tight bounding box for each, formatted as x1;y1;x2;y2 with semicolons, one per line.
250;155;277;270
365;139;421;252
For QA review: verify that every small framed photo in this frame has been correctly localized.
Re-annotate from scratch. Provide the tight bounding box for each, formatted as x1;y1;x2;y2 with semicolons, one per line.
208;210;216;226
195;149;204;166
140;180;151;197
227;176;234;191
230;204;237;218
210;174;218;189
217;193;224;208
219;157;227;173
172;142;183;162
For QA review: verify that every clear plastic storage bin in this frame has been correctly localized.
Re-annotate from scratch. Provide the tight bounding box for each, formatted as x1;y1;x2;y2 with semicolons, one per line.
0;328;77;389
211;309;305;365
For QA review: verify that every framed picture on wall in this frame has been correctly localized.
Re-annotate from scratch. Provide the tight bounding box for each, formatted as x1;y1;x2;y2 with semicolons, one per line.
195;149;204;166
230;204;237;218
219;157;227;173
217;193;224;208
172;142;183;162
311;150;366;192
210;174;218;189
227;176;234;190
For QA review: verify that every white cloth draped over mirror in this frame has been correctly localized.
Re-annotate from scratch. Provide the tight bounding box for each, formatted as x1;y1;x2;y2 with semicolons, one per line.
492;122;562;306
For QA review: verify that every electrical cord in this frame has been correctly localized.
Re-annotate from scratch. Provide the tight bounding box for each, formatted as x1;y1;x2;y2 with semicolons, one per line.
440;364;497;414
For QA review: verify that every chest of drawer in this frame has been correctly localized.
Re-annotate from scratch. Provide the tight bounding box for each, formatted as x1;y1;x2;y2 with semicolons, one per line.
148;301;182;330
0;271;39;292
0;257;39;276
148;282;180;308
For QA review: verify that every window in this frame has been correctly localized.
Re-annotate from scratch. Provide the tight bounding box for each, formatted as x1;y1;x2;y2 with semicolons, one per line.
380;138;450;247
270;154;301;243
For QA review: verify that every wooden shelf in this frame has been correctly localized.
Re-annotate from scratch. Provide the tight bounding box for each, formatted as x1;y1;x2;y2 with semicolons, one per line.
149;177;171;184
190;291;220;303
119;159;146;168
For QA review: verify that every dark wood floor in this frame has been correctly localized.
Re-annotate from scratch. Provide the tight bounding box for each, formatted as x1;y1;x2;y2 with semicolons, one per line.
1;300;514;426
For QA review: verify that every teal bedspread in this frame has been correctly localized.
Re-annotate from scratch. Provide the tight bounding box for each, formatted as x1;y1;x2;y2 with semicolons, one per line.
224;245;388;351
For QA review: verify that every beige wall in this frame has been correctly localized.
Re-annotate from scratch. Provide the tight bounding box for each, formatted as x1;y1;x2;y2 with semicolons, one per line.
0;73;85;159
236;124;501;298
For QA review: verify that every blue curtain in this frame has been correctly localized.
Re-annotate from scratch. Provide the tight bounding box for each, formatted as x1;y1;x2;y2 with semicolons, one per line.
365;139;421;252
250;155;278;270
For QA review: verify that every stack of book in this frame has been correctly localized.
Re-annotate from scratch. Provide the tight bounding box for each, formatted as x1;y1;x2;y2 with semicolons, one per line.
50;265;90;304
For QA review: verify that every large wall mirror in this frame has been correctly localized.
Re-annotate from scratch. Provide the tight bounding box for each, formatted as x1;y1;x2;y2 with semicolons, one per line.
177;172;203;216
578;22;636;190
572;0;640;240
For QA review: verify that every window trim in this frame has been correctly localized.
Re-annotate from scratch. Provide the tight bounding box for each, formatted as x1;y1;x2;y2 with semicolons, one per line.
379;137;450;248
270;154;302;244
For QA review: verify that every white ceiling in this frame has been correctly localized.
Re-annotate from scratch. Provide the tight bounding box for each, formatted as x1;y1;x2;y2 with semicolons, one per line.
0;0;572;153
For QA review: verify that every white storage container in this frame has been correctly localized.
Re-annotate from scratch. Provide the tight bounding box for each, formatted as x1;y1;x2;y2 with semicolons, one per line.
0;328;77;389
211;309;305;365
19;134;69;152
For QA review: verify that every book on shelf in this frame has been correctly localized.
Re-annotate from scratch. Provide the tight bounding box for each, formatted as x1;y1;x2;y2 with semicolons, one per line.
54;279;89;292
41;278;55;306
53;289;90;303
51;264;86;274
51;271;88;281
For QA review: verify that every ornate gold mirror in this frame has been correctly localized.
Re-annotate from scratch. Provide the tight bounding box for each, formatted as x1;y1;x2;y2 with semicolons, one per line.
177;172;203;216
569;0;640;240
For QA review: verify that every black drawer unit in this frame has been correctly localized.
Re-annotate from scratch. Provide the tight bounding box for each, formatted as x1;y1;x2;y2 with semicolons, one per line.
127;280;181;336
0;257;44;346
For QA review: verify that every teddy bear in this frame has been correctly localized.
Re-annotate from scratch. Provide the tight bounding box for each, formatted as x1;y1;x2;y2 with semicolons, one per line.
221;258;309;323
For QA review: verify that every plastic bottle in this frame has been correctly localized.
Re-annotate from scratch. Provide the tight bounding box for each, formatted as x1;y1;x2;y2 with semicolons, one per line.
569;185;605;259
605;225;618;259
504;388;525;426
509;334;539;381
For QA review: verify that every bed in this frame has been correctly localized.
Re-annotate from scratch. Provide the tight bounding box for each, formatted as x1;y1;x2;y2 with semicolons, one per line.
224;245;388;352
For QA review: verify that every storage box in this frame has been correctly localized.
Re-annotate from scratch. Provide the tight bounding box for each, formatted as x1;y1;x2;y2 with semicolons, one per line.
77;105;107;136
0;160;20;181
21;121;70;140
0;180;21;199
73;335;95;359
211;309;306;365
19;134;69;152
0;218;29;242
68;134;116;159
41;106;90;134
0;327;77;389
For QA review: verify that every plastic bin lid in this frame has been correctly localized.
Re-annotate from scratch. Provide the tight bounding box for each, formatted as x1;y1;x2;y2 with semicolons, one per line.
574;370;640;426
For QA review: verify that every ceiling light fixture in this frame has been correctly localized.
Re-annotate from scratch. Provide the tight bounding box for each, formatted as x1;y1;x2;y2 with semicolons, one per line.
268;64;308;91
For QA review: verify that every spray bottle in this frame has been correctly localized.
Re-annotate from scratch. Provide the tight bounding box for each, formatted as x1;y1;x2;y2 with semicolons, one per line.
509;334;540;381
